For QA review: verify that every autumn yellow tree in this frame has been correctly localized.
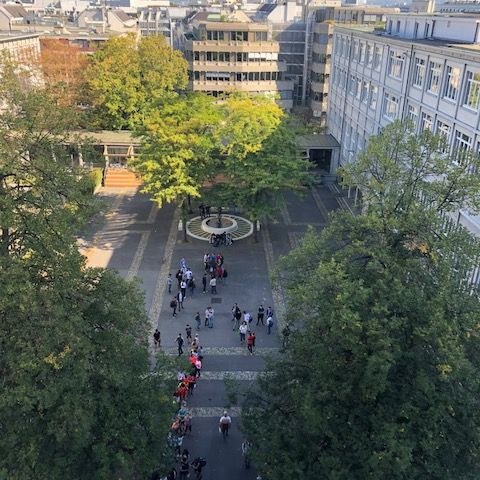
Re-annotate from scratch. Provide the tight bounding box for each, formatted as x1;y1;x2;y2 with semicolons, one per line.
39;38;89;107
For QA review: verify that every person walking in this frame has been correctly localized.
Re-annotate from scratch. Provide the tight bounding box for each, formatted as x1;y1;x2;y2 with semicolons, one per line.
176;333;184;356
179;449;190;480
266;306;273;319
188;277;196;296
167;273;173;294
231;303;238;322
239;321;248;343
202;273;207;294
186;324;192;344
177;291;184;311
257;305;265;326
176;270;183;289
191;458;206;480
180;280;187;299
209;276;217;294
195;311;201;330
153;328;161;348
243;311;252;325
266;315;273;335
242;439;251;469
234;306;242;331
219;411;232;439
246;331;254;355
205;306;214;328
170;297;178;317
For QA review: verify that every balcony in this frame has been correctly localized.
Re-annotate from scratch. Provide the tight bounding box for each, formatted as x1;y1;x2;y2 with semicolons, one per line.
191;60;287;72
185;40;280;53
191;79;294;92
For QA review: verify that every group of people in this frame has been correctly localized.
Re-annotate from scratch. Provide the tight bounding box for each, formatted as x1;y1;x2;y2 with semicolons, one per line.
165;335;206;480
231;303;275;353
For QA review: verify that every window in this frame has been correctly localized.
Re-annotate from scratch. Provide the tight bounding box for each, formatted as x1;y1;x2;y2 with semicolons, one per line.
407;104;419;126
388;51;404;78
383;92;398;119
463;71;480;109
436;121;451;153
373;45;382;70
359;42;365;63
231;31;247;41
365;44;372;66
396;20;401;33
349;74;358;96
443;65;461;100
412;57;425;88
255;31;267;42
361;80;368;103
426;61;442;95
369;84;378;109
421;112;433;131
454;130;471;163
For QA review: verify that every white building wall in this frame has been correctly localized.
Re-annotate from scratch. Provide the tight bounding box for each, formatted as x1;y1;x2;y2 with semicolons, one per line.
329;22;480;236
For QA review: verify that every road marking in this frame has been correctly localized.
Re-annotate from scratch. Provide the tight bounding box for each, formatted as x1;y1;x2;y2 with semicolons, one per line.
148;207;180;363
189;406;242;418
198;371;260;380
126;231;151;280
262;222;286;332
163;346;279;356
310;187;330;221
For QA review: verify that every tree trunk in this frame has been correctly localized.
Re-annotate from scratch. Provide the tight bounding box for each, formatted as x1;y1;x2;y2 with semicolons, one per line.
181;198;188;242
187;195;193;214
1;227;9;256
252;218;258;243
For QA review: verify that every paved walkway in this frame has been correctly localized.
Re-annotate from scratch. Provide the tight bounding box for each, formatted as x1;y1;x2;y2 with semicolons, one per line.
80;183;356;480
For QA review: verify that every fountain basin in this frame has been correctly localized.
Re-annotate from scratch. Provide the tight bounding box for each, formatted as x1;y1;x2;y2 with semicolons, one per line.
201;217;238;235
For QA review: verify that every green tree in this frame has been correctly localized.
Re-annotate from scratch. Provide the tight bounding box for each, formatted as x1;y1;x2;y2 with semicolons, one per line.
0;58;96;261
212;95;312;241
87;34;188;130
0;260;176;480
131;93;222;240
242;121;480;479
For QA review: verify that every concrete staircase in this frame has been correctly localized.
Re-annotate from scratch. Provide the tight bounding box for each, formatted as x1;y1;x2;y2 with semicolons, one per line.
103;168;142;188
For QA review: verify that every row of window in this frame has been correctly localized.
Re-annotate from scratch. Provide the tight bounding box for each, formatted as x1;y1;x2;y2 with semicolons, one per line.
412;58;480;109
191;51;279;62
331;66;378;110
190;71;284;82
334;35;382;71
406;105;474;156
203;30;268;42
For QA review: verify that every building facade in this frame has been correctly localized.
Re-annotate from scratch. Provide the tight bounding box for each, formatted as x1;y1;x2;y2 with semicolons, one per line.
184;11;294;109
0;32;40;63
328;14;480;234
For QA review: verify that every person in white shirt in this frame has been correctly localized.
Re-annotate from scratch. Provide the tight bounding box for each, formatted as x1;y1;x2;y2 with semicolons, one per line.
209;276;217;294
239;321;248;343
219;411;232;438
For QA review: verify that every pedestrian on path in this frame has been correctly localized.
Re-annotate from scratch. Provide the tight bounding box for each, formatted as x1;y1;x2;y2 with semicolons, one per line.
186;324;192;343
266;306;273;319
234;306;242;330
153;328;161;348
243;311;252;325
171;297;178;317
239;321;248;343
177;291;184;310
195;311;201;330
191;457;206;480
180;280;187;299
167;274;173;294
247;331;255;355
209;276;217;294
176;270;183;289
188;277;196;296
176;333;184;356
219;411;232;438
202;273;207;294
267;315;274;335
232;303;238;322
179;449;190;480
205;306;214;328
257;305;265;325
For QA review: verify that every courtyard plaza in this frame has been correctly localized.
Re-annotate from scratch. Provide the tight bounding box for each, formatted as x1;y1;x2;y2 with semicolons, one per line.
79;183;354;480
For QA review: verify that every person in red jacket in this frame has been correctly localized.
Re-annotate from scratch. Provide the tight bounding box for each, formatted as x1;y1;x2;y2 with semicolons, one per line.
246;331;254;355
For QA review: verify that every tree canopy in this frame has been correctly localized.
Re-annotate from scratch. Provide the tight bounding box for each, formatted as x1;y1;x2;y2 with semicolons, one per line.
0;58;177;479
242;121;480;480
86;34;188;130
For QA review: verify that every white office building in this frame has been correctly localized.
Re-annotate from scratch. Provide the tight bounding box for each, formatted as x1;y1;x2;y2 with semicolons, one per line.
328;14;480;239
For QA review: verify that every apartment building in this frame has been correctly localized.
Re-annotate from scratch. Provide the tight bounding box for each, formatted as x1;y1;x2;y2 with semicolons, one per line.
328;13;480;236
184;11;294;109
308;5;397;125
0;32;40;63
